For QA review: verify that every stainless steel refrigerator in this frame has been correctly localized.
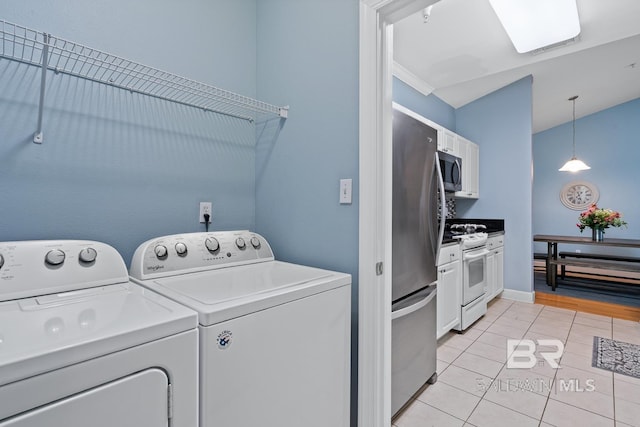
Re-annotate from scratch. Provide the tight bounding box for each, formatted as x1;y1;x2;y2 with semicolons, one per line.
391;103;445;416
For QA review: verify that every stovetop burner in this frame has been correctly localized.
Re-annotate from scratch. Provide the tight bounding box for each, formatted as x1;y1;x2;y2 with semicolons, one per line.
449;223;487;235
442;219;504;244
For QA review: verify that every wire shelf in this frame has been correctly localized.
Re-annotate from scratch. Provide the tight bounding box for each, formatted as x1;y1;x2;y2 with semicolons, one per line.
0;18;288;139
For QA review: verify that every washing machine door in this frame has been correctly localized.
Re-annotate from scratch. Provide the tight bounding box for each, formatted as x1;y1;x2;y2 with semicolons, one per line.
1;368;169;426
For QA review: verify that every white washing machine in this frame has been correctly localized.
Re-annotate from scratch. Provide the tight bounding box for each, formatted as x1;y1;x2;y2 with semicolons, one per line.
129;231;351;427
0;240;199;427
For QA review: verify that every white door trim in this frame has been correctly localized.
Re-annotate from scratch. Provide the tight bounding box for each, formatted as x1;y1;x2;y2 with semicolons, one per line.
358;1;439;426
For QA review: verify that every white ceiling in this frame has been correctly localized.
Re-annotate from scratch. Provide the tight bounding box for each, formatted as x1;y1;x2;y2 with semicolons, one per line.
393;0;640;133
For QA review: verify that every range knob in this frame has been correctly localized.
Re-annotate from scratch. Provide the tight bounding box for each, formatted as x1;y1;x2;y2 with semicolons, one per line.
79;247;98;263
0;254;4;269
175;242;188;256
250;237;261;249
205;238;220;253
154;245;168;258
45;249;66;266
235;237;246;250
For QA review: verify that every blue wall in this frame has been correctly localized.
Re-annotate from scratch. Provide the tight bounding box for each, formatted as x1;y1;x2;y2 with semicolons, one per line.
0;1;262;263
533;98;640;256
455;76;534;294
254;1;359;288
393;78;456;130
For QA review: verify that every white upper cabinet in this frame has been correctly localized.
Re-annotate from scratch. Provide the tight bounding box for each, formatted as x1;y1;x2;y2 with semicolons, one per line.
454;136;479;199
437;128;459;155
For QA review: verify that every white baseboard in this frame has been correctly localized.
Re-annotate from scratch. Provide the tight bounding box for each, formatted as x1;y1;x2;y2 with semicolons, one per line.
499;288;535;303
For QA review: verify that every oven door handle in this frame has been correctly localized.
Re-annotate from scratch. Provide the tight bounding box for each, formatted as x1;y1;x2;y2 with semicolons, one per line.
463;249;490;261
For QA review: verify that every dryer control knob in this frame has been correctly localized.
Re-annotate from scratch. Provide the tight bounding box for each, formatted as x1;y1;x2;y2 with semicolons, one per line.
250;237;261;249
235;237;246;249
154;245;168;258
45;249;66;266
175;242;188;256
0;254;4;269
79;247;98;263
205;238;220;253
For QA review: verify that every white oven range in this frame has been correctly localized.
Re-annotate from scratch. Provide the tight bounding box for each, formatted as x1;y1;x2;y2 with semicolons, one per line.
452;231;489;331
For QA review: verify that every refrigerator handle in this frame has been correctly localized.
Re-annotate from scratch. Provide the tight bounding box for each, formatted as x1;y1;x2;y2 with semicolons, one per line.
391;283;437;320
434;152;447;265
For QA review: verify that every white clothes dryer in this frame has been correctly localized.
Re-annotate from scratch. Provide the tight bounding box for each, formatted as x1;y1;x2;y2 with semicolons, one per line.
0;240;198;427
129;231;351;427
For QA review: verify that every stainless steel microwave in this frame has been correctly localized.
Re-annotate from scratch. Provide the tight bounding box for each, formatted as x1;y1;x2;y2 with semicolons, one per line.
438;151;462;192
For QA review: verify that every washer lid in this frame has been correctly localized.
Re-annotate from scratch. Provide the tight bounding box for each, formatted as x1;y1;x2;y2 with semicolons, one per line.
143;261;351;326
0;282;197;386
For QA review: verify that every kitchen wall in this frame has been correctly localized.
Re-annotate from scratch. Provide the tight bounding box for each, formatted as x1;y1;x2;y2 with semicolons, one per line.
393;78;456;130
254;2;360;424
0;0;261;263
533;98;640;256
455;76;534;294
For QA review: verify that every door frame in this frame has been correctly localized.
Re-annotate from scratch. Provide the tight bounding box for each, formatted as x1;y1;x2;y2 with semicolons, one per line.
358;1;439;426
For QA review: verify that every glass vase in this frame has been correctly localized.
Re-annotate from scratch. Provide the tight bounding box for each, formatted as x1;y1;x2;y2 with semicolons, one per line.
592;228;604;242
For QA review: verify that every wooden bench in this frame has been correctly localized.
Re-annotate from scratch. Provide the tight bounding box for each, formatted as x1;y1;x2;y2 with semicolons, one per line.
558;252;640;279
548;256;640;290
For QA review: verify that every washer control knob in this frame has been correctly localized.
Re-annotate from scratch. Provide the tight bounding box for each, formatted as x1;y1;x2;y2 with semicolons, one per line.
0;254;4;269
79;247;98;263
45;249;66;266
175;242;188;256
154;245;168;258
250;237;261;249
205;238;220;253
235;237;246;249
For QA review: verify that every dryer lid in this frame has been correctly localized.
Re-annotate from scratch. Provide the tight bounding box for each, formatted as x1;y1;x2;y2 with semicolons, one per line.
0;282;197;386
142;261;351;326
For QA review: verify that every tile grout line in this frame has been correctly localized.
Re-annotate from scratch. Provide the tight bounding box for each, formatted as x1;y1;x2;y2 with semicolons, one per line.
535;307;575;427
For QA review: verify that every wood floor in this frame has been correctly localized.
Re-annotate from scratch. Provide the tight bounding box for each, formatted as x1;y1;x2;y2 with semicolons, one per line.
535;291;640;321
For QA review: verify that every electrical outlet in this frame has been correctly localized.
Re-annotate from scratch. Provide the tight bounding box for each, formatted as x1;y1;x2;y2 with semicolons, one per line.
199;202;212;223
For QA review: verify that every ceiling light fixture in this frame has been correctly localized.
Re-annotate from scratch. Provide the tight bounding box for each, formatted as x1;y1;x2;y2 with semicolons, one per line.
488;0;581;54
559;95;590;172
422;5;433;23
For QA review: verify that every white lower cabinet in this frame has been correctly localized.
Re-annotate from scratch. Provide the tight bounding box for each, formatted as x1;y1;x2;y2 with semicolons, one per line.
485;235;504;301
437;244;462;339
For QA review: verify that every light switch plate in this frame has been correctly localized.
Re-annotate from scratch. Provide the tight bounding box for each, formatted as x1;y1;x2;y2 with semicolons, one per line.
340;179;352;204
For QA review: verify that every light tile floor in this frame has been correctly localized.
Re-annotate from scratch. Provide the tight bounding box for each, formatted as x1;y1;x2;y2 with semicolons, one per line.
393;299;640;427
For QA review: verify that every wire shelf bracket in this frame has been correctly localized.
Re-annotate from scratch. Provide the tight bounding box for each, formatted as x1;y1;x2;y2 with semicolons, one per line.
0;19;289;144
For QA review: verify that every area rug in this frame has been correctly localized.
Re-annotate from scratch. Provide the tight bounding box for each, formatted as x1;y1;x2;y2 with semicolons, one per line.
592;337;640;379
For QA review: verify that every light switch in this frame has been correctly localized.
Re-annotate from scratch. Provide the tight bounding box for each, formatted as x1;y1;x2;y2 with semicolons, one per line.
340;179;352;204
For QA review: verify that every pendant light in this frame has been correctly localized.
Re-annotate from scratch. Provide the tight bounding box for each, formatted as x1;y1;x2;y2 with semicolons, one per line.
559;95;590;172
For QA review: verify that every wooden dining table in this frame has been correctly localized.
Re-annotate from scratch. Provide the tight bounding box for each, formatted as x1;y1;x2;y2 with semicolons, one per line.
533;234;640;288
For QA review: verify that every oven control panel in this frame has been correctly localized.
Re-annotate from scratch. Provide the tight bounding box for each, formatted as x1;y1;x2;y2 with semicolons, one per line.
129;231;274;280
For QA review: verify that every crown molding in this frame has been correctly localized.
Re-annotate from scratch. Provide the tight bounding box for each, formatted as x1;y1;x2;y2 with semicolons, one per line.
392;61;435;97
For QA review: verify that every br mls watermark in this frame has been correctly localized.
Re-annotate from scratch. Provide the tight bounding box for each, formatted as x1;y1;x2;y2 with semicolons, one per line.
475;339;597;394
507;339;563;369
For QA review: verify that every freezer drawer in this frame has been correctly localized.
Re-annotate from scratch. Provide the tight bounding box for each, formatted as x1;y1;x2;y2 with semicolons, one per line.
391;284;437;416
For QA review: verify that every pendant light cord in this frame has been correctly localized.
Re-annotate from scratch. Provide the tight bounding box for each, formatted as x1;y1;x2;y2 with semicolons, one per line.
570;95;578;157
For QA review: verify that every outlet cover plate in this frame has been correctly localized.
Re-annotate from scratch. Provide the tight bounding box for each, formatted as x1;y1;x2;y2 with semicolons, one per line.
199;202;212;223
